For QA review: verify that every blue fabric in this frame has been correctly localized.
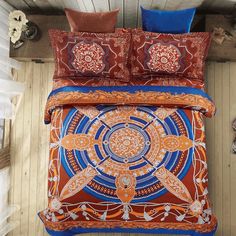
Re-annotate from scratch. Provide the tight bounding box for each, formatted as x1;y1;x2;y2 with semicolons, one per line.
48;85;212;101
46;226;217;236
141;6;196;33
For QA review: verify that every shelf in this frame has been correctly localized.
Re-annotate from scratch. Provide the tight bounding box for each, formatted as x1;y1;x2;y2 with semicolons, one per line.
10;15;69;62
206;14;236;62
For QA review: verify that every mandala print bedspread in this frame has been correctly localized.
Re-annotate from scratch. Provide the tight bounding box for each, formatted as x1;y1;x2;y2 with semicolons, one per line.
39;85;217;236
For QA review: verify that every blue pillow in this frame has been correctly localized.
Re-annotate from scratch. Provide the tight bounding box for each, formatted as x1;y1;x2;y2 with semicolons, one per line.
141;7;196;34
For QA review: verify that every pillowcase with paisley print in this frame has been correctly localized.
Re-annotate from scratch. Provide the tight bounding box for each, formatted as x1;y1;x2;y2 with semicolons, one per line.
131;29;212;81
48;29;131;82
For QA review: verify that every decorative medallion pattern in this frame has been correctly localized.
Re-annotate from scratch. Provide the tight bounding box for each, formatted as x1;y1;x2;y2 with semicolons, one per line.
108;126;145;159
131;29;212;81
72;42;105;74
147;43;181;73
48;29;131;81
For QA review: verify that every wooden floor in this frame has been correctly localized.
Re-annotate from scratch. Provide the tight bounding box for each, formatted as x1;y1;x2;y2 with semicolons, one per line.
8;62;236;236
205;62;236;236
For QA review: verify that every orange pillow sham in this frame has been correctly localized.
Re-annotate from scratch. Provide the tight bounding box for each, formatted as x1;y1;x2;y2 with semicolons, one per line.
65;8;119;33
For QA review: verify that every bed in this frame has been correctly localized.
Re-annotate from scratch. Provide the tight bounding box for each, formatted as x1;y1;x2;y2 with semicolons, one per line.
39;28;217;236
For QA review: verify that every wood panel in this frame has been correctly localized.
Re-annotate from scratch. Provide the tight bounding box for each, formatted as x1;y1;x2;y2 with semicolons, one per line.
229;63;236;236
137;0;152;27
5;0;236;23
123;0;139;28
10;15;70;62
201;0;236;12
5;0;234;12
205;62;236;236
9;62;52;236
110;0;124;27
165;0;204;10
5;0;31;10
92;0;110;12
206;15;236;62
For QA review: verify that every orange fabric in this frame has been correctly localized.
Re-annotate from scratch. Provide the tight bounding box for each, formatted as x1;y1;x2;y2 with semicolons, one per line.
131;29;212;81
52;76;205;90
48;29;131;82
39;101;217;234
65;8;119;33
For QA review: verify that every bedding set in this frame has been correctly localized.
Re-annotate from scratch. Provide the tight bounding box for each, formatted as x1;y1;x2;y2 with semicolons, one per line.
39;7;217;236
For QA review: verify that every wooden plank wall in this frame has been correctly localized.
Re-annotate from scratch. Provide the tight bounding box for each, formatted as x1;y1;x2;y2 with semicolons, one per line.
6;0;236;17
8;62;236;236
4;0;205;12
5;0;236;32
5;0;206;24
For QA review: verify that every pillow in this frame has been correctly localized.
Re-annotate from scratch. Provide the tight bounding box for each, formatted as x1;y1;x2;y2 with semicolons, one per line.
49;29;131;81
141;7;196;34
131;29;212;81
65;8;119;33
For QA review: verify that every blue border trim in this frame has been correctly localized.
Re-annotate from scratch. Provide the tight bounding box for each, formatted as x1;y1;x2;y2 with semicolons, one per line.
46;226;217;236
48;86;212;101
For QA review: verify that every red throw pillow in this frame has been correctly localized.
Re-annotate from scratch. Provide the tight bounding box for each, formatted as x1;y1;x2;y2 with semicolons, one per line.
65;8;119;33
49;29;131;81
131;29;212;81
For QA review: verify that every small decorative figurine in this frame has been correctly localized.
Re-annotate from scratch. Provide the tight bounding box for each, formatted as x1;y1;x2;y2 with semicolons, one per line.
212;27;233;45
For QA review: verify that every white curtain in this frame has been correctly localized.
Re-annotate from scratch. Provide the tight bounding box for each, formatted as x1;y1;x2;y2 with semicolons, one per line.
0;0;24;120
0;167;19;236
0;1;21;235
